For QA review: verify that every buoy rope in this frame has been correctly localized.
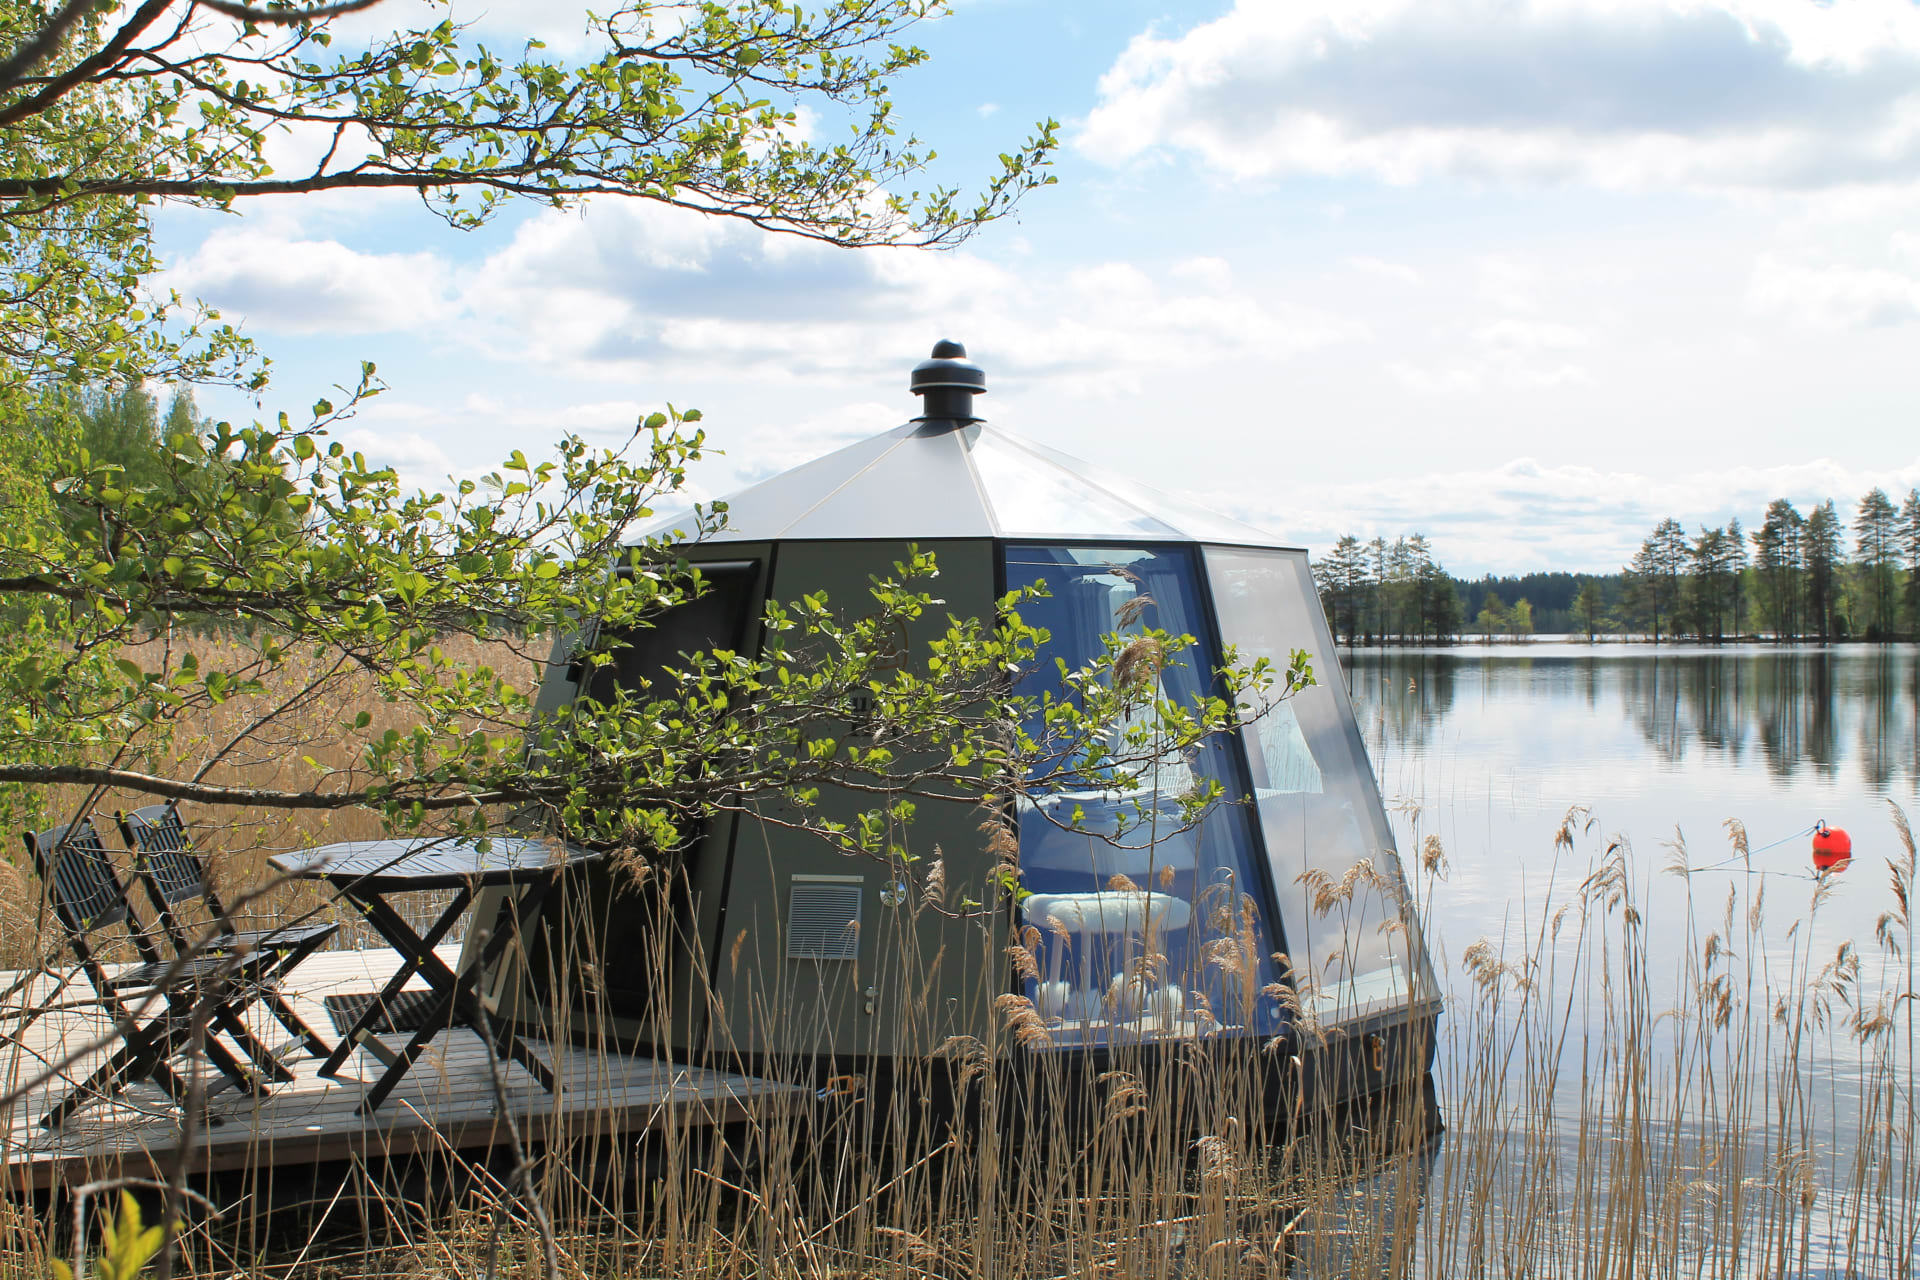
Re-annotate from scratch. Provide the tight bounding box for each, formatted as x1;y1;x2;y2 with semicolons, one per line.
1682;822;1824;877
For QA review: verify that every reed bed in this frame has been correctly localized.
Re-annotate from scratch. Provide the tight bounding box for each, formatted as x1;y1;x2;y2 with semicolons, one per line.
0;653;1914;1278
0;634;542;971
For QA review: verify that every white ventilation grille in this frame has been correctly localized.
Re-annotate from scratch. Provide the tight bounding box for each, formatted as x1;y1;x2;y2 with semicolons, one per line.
787;875;863;961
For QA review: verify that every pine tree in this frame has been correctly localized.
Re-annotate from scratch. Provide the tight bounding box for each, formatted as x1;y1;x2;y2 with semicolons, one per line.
1571;579;1605;641
1687;525;1737;642
1902;488;1920;639
1805;500;1845;642
1401;534;1458;641
1365;536;1389;644
1312;535;1368;645
1725;516;1748;637
1853;487;1900;639
1314;532;1461;645
1751;499;1805;640
1385;537;1416;641
1627;517;1688;643
1425;565;1463;642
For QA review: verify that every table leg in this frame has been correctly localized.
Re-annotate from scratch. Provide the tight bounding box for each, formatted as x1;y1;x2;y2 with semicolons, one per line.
355;877;559;1115
480;880;560;1091
319;887;471;1078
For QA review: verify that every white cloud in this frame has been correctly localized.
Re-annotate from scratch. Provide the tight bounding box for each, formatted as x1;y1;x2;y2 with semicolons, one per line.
455;200;1369;392
256;121;387;200
1348;256;1422;285
1507;363;1593;389
1388;362;1484;396
1748;254;1920;328
1078;0;1920;192
1473;318;1592;352
545;399;651;434
1385;312;1596;395
323;391;702;489
337;424;457;492
329;0;606;55
1170;255;1234;291
168;228;452;334
733;400;904;481
1475;257;1549;314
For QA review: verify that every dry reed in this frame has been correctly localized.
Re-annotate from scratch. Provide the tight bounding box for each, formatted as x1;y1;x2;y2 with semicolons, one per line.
0;655;1913;1280
0;634;542;970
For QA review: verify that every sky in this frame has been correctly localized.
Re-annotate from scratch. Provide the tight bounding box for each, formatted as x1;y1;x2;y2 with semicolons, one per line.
154;0;1920;576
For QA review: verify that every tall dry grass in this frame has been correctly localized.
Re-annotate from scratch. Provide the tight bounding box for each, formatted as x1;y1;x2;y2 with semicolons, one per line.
0;647;1914;1278
0;634;542;969
191;798;1920;1276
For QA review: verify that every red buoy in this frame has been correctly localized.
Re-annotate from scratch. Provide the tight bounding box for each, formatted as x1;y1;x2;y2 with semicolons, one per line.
1812;822;1852;872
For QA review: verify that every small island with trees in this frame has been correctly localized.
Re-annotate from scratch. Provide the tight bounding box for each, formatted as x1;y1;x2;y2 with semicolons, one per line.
1313;487;1920;645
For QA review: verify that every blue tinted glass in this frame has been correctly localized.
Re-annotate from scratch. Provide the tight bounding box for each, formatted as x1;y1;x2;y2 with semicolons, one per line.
1004;543;1283;1045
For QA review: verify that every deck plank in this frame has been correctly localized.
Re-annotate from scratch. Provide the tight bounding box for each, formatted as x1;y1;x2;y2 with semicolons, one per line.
0;948;802;1190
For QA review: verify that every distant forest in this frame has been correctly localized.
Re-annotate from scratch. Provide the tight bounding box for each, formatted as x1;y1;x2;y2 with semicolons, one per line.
1314;487;1920;645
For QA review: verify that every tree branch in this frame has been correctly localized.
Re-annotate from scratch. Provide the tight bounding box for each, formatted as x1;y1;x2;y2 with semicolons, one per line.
0;0;97;94
0;761;499;809
0;167;964;246
0;0;174;128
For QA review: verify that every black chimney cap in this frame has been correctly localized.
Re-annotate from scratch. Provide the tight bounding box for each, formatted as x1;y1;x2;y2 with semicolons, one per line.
910;339;987;397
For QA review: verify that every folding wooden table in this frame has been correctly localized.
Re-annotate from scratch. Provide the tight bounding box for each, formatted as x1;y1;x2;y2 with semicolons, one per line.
269;836;600;1115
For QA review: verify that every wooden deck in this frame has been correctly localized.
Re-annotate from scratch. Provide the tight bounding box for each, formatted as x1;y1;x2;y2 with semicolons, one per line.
0;948;803;1191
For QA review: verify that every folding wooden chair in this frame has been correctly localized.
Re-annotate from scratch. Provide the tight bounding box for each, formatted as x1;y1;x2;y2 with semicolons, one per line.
118;804;338;1060
23;818;276;1128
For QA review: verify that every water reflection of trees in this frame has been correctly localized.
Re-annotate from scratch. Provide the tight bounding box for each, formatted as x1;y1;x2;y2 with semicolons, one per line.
1350;647;1919;787
1618;650;1912;784
1342;652;1458;751
1618;655;1755;769
1852;648;1915;790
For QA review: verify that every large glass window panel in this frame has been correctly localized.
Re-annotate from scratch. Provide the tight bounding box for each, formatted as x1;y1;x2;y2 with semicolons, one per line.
1004;544;1282;1046
1202;547;1434;1028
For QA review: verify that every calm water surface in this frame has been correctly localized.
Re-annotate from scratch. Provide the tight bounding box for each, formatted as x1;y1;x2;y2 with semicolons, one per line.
1351;642;1920;983
1340;642;1920;1274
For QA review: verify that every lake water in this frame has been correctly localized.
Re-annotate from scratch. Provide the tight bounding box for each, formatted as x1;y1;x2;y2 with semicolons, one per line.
1351;642;1920;981
1339;642;1920;1276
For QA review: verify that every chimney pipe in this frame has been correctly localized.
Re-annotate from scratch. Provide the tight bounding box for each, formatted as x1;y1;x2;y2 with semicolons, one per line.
910;339;986;424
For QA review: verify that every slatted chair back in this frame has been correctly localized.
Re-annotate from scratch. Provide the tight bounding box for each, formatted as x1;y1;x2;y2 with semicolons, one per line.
24;816;284;1128
119;804;219;919
119;804;342;1066
23;819;161;974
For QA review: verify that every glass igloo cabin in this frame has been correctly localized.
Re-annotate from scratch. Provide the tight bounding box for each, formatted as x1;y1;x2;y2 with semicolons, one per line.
527;342;1439;1108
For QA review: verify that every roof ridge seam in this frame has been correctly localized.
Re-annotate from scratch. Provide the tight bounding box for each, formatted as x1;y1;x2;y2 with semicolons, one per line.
768;433;912;537
957;426;1002;538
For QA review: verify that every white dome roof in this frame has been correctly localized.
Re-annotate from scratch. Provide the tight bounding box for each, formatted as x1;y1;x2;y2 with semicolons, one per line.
651;419;1294;547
